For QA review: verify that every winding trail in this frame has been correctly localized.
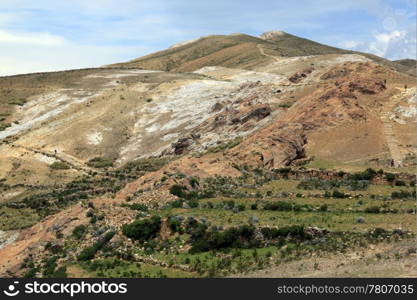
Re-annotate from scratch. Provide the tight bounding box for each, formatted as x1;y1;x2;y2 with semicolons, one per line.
9;143;101;174
257;44;282;63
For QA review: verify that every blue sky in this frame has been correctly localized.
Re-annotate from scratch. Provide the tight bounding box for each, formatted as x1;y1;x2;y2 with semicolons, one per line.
0;0;415;75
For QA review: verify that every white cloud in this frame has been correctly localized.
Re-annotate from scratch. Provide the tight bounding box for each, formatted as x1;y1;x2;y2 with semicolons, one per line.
0;35;152;76
368;30;406;57
337;28;416;60
0;30;65;46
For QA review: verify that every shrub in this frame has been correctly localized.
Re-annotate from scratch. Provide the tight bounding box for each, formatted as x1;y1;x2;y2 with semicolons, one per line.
189;177;199;188
236;204;246;212
370;227;387;238
169;184;187;198
350;168;377;181
332;190;349;198
0;122;11;131
263;201;293;211
167;217;182;233
43;256;58;277
50;161;70;170
23;268;38;278
189;225;256;253
260;225;306;239
120;157;171;173
122;216;161;241
129;203;148;211
186;199;199;208
319;204;328;212
395;180;406;186
77;231;115;261
391;190;415;199
72;224;87;239
87;157;114;168
364;206;380;214
77;246;97;261
385;173;396;182
53;266;68;278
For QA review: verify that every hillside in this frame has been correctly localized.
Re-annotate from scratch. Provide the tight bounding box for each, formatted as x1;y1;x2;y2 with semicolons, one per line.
0;31;416;278
109;31;415;76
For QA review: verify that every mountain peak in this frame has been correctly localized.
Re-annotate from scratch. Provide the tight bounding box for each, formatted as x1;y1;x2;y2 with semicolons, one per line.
260;30;287;40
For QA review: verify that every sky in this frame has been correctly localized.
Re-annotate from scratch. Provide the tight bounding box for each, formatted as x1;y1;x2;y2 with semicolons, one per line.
0;0;415;76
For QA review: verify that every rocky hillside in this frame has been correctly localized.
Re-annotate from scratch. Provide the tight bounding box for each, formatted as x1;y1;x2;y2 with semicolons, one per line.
0;31;415;277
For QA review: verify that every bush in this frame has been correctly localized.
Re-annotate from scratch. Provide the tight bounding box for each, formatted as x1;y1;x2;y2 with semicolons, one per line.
350;168;377;181
395;180;406;186
23;267;38;278
189;177;199;188
43;256;58;277
122;216;161;241
77;246;97;261
236;204;246;212
391;190;415;199
189;225;256;253
332;190;349;198
260;225;306;239
364;206;380;214
87;157;114;168
0;122;11;131
72;224;87;239
50;161;70;170
169;184;187;198
297;178;369;191
77;231;115;261
167;217;182;233
128;203;148;211
385;173;396;182
319;204;328;212
263;201;293;211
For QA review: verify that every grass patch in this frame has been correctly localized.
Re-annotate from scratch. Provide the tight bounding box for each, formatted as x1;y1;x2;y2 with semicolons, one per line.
50;161;71;170
87;157;114;168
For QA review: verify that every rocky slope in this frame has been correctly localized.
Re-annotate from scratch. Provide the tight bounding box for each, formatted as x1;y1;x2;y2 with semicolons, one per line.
0;31;415;277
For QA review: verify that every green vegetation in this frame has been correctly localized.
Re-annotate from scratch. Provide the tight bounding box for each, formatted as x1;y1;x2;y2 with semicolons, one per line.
204;137;243;154
297;178;369;191
0;122;11;131
11;160;416;278
189;225;257;253
278;103;292;108
80;259;194;278
121;203;148;212
122;216;161;242
7;98;27;106
0;206;40;230
72;224;87;240
50;161;71;170
87;157;114;168
77;231;115;261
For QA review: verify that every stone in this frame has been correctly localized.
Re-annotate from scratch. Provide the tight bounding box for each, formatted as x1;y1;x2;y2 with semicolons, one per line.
248;216;259;224
356;216;365;224
182;202;191;209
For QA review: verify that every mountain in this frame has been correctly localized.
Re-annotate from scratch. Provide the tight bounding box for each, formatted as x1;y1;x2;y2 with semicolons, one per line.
107;30;353;72
109;30;415;76
394;58;417;68
0;31;416;278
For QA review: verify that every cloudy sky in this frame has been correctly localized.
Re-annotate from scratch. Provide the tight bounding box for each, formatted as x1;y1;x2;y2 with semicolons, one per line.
0;0;415;76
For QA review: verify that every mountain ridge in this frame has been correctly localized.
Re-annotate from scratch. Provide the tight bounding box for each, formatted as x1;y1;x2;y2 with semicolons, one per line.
0;29;416;278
